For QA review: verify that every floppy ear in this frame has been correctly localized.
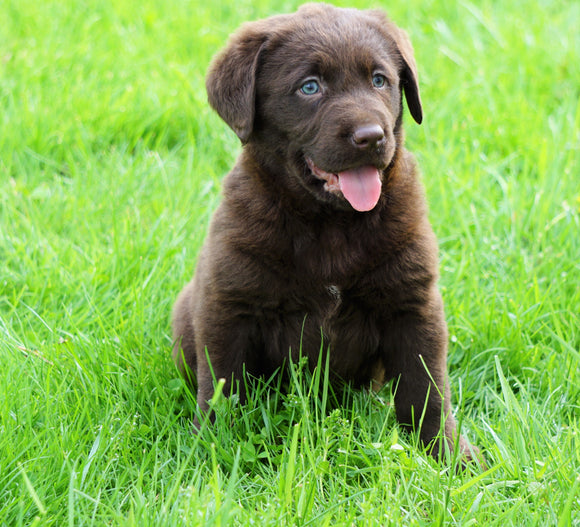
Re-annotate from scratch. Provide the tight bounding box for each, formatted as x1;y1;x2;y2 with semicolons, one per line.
205;24;269;143
366;10;423;124
391;25;423;124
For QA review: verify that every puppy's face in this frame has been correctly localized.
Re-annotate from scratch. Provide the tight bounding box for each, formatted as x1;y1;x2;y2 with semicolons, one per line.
206;4;422;212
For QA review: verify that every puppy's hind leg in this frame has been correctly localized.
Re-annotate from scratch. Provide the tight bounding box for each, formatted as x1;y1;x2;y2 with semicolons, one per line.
172;281;198;385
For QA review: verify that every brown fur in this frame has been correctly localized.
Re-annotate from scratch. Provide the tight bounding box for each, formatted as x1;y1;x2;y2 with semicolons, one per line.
173;3;480;463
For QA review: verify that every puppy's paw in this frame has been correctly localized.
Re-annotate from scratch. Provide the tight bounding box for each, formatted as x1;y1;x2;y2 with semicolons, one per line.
457;436;487;471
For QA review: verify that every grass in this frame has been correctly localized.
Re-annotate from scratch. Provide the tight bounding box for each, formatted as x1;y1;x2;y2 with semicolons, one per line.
1;0;579;524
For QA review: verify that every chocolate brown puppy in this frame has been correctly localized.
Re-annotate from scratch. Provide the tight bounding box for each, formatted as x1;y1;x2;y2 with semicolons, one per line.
173;3;479;462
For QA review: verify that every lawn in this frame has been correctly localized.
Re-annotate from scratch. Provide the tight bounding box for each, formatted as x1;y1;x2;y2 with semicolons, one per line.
1;0;579;525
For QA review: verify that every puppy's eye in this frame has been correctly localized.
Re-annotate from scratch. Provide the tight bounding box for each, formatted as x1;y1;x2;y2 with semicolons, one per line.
300;80;320;95
372;74;387;88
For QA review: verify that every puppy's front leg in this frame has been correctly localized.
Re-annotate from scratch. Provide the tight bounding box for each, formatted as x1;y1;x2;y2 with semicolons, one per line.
194;312;260;418
381;291;477;462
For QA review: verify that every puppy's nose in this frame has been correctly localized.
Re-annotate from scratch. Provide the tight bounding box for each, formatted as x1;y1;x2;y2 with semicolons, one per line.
351;124;385;149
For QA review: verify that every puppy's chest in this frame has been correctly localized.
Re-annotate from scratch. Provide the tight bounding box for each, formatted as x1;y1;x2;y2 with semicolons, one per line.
291;224;380;284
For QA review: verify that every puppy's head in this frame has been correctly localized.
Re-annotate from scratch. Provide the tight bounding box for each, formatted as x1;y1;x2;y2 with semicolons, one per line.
206;3;422;212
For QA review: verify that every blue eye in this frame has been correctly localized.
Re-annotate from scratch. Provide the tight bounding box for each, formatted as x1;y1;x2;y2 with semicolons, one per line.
300;79;320;95
372;74;387;88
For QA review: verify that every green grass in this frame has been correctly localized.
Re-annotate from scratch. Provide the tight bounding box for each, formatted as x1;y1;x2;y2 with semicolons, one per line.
1;0;579;524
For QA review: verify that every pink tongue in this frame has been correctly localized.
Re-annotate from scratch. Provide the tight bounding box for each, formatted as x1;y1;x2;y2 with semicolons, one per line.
337;166;382;212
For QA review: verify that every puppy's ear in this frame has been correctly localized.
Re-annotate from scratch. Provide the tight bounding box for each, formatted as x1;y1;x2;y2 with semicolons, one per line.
206;24;269;143
391;25;423;124
367;10;423;124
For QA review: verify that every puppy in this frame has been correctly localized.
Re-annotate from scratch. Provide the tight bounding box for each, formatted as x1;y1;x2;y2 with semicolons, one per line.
173;3;479;462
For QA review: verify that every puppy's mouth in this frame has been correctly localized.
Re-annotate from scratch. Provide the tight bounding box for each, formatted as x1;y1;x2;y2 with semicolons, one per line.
305;157;382;212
